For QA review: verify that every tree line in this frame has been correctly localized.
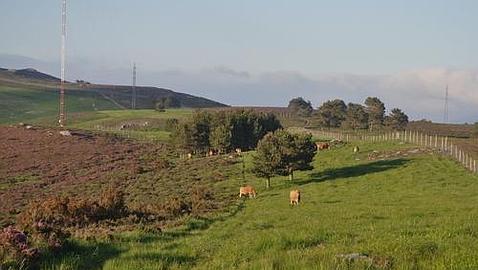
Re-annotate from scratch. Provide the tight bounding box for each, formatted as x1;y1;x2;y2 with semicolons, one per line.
288;97;409;131
171;110;282;154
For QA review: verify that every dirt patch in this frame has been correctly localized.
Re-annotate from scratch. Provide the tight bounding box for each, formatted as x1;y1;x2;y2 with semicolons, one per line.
367;148;436;161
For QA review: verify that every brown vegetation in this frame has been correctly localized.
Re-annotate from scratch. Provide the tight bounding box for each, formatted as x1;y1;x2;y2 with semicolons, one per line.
0;126;239;227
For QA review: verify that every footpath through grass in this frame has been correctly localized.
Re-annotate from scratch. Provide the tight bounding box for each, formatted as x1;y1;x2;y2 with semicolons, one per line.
43;141;478;270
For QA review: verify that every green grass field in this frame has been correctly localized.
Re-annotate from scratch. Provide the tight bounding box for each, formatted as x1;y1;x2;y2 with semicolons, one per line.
0;86;119;125
41;141;478;270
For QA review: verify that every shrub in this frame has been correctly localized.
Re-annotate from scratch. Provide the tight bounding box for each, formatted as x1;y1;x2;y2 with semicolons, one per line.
189;186;214;216
0;226;39;268
18;187;128;229
97;187;127;220
161;196;191;218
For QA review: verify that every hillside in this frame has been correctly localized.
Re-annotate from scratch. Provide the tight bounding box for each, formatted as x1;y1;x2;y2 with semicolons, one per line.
2;125;478;269
0;68;227;124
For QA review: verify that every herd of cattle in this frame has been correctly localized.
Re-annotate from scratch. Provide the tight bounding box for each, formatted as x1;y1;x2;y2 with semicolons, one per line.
239;185;301;205
238;140;360;206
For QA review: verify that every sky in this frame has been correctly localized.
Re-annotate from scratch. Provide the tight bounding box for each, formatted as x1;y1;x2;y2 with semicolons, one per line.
0;0;477;122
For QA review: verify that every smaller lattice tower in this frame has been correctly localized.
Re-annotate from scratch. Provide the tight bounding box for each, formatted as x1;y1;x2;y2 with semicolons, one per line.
443;85;449;123
132;63;137;109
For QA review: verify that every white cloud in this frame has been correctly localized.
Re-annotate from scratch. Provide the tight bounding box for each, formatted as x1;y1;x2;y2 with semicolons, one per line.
1;54;477;123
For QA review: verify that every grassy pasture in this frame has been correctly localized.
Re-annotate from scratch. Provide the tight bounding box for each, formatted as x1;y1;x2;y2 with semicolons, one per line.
0;86;119;125
41;140;478;269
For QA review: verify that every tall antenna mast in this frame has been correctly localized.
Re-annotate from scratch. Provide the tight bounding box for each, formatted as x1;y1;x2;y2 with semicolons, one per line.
132;63;137;109
443;84;449;123
59;0;67;127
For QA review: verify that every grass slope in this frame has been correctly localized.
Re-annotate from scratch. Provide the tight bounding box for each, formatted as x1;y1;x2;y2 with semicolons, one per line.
0;86;118;125
0;68;227;125
43;141;478;269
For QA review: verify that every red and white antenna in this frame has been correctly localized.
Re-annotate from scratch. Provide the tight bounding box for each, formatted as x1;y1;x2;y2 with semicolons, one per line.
59;0;67;127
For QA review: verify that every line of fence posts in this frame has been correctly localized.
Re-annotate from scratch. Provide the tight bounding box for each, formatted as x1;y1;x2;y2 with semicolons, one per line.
92;122;163;144
311;128;477;174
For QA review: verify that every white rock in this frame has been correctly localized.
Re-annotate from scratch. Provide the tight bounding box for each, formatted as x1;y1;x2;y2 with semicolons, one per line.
59;130;72;136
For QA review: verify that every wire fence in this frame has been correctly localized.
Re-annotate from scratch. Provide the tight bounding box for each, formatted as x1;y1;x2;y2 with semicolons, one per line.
292;128;478;174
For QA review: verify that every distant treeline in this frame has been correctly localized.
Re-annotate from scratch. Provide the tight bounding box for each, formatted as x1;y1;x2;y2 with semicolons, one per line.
171;110;282;154
288;97;409;131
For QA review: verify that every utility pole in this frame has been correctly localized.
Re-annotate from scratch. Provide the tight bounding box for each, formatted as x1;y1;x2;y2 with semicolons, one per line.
59;0;67;127
132;63;137;109
443;85;449;123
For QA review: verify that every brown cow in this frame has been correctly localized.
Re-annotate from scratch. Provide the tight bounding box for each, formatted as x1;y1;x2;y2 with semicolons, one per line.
239;185;257;198
290;190;300;205
316;142;330;151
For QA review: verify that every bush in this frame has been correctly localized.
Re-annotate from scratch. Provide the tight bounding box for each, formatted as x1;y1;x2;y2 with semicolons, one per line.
0;226;39;268
190;186;214;216
18;187;128;230
161;196;192;218
98;187;127;220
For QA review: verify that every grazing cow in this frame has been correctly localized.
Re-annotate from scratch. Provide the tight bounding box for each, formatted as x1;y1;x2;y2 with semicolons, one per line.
353;146;360;153
239;185;257;198
290;190;301;205
207;149;219;157
235;148;242;154
316;142;330;151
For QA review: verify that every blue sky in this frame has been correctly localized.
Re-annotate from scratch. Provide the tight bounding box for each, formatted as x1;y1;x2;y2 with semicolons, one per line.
1;0;476;74
0;0;477;122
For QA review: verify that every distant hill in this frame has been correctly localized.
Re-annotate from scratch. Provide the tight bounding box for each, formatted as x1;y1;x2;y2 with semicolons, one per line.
0;68;228;109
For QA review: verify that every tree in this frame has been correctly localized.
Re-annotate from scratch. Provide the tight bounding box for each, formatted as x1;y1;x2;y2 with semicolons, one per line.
384;108;409;130
229;110;281;150
343;103;369;130
288;97;313;117
171;110;282;154
209;124;232;153
252;130;316;188
252;132;286;189
365;97;385;131
171;123;194;153
155;96;181;110
276;131;317;181
190;111;212;154
314;99;347;128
